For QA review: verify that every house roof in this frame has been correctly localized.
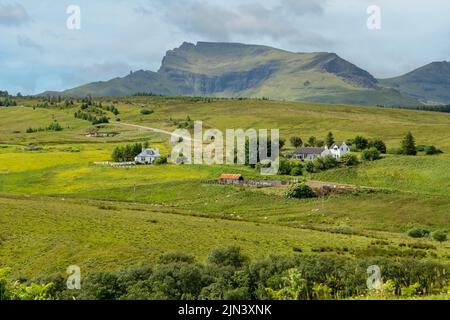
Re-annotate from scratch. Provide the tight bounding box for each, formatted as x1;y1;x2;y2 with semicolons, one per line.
137;148;159;157
219;174;243;180
330;142;345;148
295;147;325;154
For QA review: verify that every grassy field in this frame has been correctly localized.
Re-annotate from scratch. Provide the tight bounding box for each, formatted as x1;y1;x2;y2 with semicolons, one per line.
0;96;449;282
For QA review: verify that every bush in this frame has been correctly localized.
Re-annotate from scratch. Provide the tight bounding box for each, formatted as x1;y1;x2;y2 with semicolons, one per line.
368;139;387;154
285;183;317;199
361;148;381;161
154;156;168;165
290;167;303;176
424;146;443;155
304;161;316;173
339;153;359;166
278;160;303;176
208;247;248;268
314;155;338;171
431;231;448;242
354;136;369;150
407;228;430;238
140;109;154;115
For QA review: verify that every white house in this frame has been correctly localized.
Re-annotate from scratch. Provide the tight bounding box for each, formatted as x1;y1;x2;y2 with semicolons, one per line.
134;148;160;164
322;142;351;160
293;142;350;161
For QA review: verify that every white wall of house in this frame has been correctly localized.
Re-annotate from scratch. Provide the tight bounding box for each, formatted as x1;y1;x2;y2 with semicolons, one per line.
134;148;160;164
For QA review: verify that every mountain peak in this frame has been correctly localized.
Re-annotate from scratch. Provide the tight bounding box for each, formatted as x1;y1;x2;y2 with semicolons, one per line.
47;41;422;106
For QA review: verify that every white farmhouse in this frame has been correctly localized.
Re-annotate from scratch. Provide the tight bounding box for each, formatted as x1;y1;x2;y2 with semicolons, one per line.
323;142;351;160
134;148;160;164
293;142;350;161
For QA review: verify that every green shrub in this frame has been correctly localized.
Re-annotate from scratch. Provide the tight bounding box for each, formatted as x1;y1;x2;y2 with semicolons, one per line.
304;161;316;173
407;228;430;238
431;231;448;242
424;146;443;155
285;183;317;199
368;139;387;153
361;148;381;161
208;246;248;268
339;153;359;166
290;167;303;176
140;109;154;115
154;156;168;165
314;155;338;171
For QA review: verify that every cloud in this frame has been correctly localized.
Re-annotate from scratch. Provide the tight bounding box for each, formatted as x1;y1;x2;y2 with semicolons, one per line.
17;35;44;52
0;3;30;26
157;0;331;47
280;0;327;15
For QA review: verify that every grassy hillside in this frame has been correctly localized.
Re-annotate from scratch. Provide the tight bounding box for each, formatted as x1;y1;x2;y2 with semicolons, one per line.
50;42;420;106
0;96;449;282
381;61;450;104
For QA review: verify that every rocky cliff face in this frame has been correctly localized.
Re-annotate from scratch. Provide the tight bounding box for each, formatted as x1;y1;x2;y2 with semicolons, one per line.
49;41;421;107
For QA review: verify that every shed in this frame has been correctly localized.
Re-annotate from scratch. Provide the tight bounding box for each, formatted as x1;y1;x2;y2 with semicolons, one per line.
219;174;244;182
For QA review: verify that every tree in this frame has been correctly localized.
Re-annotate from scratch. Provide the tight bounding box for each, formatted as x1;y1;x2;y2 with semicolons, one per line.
368;139;387;154
306;136;317;147
361;147;381;161
354;136;369;150
290;136;303;148
278;138;286;150
285;183;317;199
401;132;417;155
326;132;335;148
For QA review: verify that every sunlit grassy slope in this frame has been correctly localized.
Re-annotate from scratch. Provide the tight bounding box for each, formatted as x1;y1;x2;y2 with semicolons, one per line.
0;96;449;276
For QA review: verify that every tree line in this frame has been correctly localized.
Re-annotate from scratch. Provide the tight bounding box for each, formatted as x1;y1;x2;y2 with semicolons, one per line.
1;247;448;300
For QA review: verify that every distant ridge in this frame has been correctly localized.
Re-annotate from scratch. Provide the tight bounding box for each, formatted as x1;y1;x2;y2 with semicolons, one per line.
41;41;427;107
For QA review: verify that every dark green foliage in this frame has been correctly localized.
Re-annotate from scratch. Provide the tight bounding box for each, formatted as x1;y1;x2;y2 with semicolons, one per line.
278;160;303;176
431;231;448;242
47;121;63;131
140;109;154;115
208;247;248;268
424;146;443;155
285;183;317;199
361;147;381;161
407;228;430;238
401;132;417;155
314;155;338;170
353;136;369;150
290;136;303;148
154;156;168;165
339;153;359;166
4;248;449;300
326;132;335;148
26;121;63;133
111;143;143;162
305;161;316;173
368;139;387;153
74;101;110;125
79;272;123;300
305;136;317;147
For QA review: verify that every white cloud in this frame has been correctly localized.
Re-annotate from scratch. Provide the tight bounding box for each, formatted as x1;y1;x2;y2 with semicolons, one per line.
0;3;30;26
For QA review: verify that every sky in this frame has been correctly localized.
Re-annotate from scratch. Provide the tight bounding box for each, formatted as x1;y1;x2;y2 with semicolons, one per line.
1;0;450;95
